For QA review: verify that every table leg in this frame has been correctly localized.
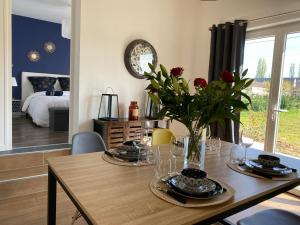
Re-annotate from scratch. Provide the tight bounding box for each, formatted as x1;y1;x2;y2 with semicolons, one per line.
48;168;57;225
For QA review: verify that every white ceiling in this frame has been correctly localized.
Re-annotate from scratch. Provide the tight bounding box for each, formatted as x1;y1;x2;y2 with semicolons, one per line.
12;0;71;24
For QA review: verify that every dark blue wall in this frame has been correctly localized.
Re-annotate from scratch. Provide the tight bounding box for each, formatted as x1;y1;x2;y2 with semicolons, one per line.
12;15;70;99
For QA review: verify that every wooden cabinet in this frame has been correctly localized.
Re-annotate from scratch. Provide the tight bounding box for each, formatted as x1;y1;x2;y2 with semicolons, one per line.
93;118;168;149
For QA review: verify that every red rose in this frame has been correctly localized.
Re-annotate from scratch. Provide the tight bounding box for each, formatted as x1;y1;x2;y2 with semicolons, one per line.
170;67;184;77
220;70;234;83
194;78;207;88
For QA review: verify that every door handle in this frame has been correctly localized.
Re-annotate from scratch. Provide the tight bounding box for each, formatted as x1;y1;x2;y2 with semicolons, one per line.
273;108;288;113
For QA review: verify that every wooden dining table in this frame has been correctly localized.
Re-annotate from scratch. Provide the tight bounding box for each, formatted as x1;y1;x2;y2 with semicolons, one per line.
47;142;300;225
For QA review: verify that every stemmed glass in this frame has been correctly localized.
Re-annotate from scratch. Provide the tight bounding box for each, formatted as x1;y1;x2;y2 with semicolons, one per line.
134;129;158;165
170;136;184;175
239;128;254;162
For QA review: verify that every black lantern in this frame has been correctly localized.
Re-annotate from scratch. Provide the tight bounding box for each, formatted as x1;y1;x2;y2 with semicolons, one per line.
98;88;119;120
145;94;160;119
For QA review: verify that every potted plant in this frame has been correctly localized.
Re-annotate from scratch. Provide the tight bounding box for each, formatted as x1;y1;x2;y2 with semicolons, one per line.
145;64;253;168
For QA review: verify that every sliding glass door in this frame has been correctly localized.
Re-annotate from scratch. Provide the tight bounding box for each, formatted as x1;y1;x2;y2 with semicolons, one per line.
241;22;300;158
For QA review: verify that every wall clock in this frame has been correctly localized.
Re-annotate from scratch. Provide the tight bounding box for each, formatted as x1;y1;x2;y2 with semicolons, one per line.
124;39;158;79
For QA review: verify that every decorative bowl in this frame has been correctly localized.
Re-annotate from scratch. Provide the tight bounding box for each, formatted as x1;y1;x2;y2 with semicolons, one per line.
179;168;208;187
258;154;280;168
168;175;217;196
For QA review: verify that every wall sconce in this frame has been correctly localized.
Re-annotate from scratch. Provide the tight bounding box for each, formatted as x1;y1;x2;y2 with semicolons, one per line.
44;41;56;54
98;87;119;121
28;50;40;62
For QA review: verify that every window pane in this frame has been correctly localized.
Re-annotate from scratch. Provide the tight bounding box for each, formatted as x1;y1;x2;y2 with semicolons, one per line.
276;32;300;158
241;36;275;150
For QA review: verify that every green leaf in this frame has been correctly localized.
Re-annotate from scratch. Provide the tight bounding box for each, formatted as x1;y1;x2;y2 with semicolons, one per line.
240;92;252;105
229;99;248;110
160;64;169;77
182;79;189;92
242;69;248;77
234;72;240;82
151;80;160;89
244;79;254;89
172;77;180;93
148;63;156;73
145;84;152;90
149;93;160;105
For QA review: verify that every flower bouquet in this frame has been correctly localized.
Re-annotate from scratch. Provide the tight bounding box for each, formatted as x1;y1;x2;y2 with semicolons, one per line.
144;64;253;168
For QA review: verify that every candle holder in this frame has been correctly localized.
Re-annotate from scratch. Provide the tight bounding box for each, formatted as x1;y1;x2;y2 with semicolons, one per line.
98;87;119;121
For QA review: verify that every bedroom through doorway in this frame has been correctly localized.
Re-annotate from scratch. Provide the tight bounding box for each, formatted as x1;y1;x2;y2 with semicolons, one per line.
11;0;72;149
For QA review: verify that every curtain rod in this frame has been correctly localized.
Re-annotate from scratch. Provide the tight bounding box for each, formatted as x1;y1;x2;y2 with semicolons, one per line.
208;9;300;31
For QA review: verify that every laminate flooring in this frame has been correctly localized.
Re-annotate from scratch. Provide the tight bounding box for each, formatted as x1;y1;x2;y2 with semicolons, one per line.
12;116;68;148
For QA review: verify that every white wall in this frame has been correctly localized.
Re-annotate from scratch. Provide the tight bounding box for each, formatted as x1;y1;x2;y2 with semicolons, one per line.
194;0;300;79
75;0;200;132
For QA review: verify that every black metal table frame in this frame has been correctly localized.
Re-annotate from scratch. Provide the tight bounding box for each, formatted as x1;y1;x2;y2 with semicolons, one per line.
47;166;300;225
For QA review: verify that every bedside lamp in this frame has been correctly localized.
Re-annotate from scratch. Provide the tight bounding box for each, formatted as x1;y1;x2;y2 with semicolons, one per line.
12;77;18;87
12;77;18;100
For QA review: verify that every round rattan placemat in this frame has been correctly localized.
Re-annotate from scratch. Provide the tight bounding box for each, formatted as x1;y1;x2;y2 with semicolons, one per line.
102;153;153;167
227;162;298;181
149;178;235;208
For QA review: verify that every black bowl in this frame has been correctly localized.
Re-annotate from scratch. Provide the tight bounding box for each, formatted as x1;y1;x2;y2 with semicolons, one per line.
123;140;140;146
181;168;207;179
258;154;280;168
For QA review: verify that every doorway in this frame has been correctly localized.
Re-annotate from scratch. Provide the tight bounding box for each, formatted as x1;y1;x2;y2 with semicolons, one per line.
11;0;71;149
242;22;300;159
0;0;80;151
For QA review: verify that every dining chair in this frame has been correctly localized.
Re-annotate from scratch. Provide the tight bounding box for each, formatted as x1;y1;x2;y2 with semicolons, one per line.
237;209;300;225
71;132;107;225
152;128;175;145
72;131;107;154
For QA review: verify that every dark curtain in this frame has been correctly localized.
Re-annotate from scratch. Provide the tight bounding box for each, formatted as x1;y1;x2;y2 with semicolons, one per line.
208;20;248;143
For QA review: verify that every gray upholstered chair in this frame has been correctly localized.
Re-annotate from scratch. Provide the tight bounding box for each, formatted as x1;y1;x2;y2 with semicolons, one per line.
72;132;107;155
71;132;107;224
237;209;300;225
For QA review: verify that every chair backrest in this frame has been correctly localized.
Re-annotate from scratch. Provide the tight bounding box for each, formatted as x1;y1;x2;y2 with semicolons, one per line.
72;132;107;155
152;128;175;145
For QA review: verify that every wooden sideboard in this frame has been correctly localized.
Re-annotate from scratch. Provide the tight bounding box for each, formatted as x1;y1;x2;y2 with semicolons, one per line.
93;118;169;149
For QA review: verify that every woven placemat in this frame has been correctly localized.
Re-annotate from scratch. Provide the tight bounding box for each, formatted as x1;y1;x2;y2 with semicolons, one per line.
102;153;153;167
149;178;235;208
227;162;299;181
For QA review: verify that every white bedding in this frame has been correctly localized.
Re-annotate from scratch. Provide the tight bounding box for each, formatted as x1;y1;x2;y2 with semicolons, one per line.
22;91;70;127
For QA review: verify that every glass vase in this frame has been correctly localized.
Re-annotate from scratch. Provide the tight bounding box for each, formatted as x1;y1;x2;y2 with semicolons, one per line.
183;129;206;170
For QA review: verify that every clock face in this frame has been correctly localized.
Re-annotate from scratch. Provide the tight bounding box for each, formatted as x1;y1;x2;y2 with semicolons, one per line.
124;40;157;79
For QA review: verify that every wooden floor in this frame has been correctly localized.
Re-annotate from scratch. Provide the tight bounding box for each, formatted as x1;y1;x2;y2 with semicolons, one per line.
12;116;68;148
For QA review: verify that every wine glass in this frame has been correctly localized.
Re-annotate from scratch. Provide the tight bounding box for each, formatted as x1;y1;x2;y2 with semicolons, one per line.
230;144;245;164
134;129;150;165
170;136;184;174
239;128;254;162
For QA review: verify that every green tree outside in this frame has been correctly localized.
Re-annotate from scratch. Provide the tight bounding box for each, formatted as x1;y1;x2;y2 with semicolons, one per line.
256;58;267;78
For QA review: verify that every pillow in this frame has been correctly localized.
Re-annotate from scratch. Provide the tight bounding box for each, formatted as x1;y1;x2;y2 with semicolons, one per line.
46;91;63;96
58;77;70;91
28;77;57;92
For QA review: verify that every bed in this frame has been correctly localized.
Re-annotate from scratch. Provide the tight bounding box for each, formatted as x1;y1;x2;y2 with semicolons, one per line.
21;72;70;127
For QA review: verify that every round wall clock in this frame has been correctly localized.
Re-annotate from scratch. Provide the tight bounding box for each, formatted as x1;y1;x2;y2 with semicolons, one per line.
28;50;40;62
124;39;158;79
